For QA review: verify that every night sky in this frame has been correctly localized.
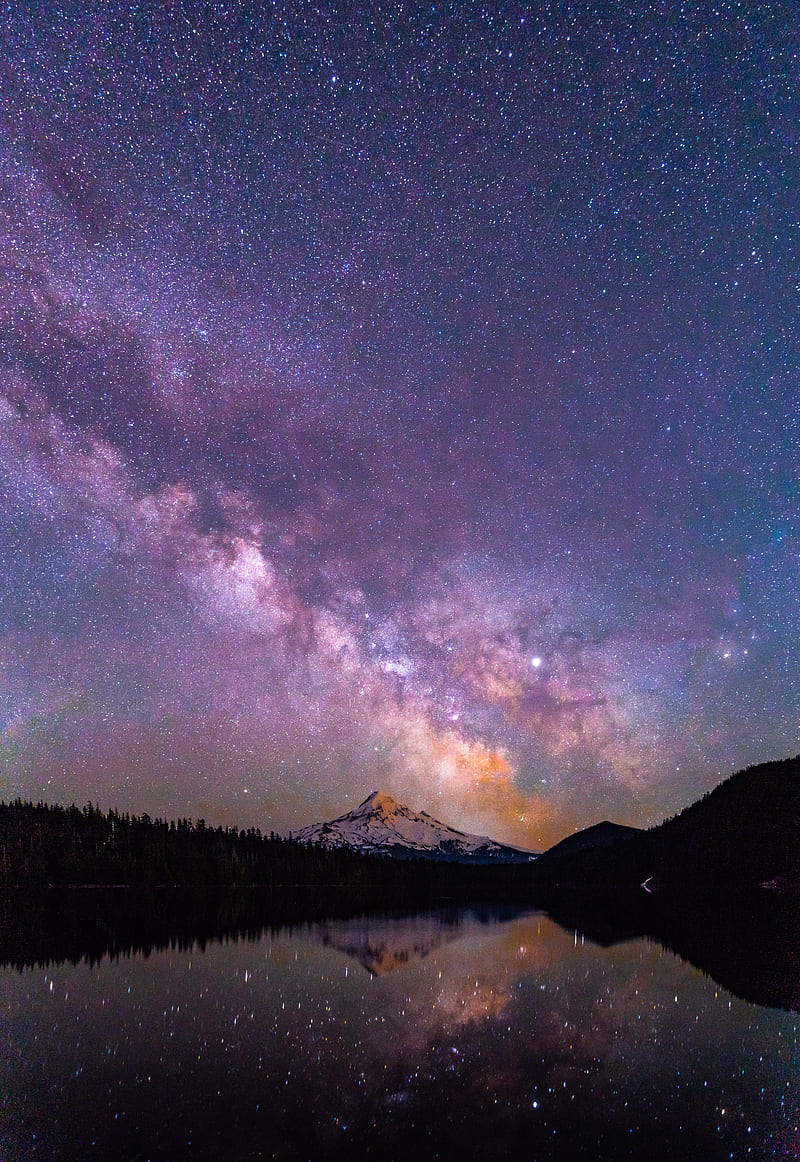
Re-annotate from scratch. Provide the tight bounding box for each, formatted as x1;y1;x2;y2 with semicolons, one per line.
1;1;798;847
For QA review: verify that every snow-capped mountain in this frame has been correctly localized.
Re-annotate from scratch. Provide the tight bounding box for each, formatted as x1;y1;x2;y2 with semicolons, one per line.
292;790;539;863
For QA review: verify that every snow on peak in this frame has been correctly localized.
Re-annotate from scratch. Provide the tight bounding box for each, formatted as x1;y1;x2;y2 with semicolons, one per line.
292;791;539;864
353;790;402;816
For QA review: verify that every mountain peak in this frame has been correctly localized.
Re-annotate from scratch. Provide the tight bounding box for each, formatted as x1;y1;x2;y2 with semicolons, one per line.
293;792;539;864
355;790;401;815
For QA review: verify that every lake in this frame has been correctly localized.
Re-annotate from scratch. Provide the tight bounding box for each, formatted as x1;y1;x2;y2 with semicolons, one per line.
0;892;797;1160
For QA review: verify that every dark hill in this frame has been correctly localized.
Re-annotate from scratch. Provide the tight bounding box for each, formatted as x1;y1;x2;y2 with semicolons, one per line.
538;820;641;860
532;756;800;890
650;756;800;885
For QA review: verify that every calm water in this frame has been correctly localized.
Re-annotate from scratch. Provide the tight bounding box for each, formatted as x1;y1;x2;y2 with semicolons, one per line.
0;899;798;1161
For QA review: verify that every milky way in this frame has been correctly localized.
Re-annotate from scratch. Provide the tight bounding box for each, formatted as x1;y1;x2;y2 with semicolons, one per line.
1;1;797;845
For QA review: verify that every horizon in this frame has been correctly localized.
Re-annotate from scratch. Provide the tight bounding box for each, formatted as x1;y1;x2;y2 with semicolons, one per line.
5;752;794;850
1;3;797;850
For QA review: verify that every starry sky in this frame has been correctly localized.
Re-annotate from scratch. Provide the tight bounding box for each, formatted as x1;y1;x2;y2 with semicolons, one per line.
1;0;798;847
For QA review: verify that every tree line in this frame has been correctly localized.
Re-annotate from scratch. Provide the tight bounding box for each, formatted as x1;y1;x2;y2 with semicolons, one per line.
0;799;528;892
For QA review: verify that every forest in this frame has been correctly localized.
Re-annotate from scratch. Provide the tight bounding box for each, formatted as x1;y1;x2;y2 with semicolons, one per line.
0;799;527;894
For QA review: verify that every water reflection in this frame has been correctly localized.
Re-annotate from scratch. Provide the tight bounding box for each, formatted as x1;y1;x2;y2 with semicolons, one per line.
306;904;529;977
0;893;798;1161
544;888;800;1014
3;887;799;1014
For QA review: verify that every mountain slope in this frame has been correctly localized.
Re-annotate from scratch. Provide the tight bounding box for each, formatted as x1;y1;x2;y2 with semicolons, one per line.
292;791;539;863
532;756;800;889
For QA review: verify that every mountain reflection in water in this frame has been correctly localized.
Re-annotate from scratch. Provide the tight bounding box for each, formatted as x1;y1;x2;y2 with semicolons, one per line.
306;903;536;977
310;910;471;976
0;890;798;1161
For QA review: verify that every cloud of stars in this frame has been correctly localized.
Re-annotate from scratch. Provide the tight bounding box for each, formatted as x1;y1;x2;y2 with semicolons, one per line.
0;1;797;845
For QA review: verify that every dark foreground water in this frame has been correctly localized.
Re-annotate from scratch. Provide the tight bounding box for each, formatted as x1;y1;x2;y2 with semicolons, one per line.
0;892;798;1161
